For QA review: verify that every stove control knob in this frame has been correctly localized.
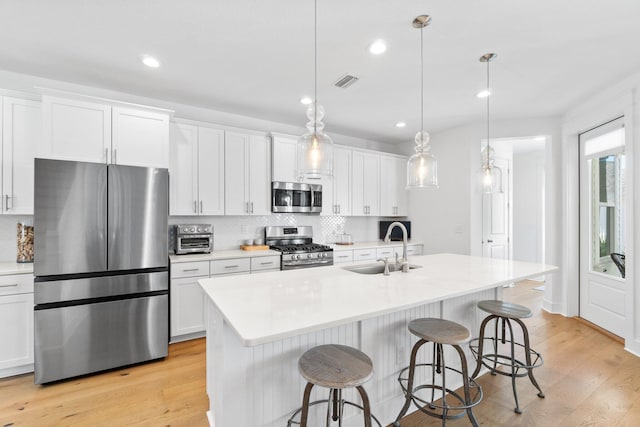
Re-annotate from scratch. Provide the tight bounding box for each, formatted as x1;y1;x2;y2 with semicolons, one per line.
307;254;312;259
190;227;195;232
295;255;300;260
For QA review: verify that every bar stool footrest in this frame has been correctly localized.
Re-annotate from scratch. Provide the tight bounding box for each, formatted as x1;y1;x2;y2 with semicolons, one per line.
287;398;383;427
470;337;544;375
397;363;483;421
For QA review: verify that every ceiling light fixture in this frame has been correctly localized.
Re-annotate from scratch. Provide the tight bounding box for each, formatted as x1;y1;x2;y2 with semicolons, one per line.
296;0;333;178
300;96;313;105
478;53;503;194
395;122;407;128
369;39;387;55
406;15;438;189
141;55;160;68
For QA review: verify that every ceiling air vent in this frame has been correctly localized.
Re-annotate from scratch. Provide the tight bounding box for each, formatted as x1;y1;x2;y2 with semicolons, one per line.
333;73;359;89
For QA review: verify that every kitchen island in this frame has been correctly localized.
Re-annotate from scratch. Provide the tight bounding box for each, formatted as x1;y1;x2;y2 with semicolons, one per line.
199;253;557;427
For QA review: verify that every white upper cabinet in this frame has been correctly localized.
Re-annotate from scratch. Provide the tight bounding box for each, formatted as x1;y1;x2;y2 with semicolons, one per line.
352;151;380;216
380;154;408;217
111;106;169;168
225;131;271;215
271;133;298;182
331;146;351;216
40;94;171;168
1;96;41;215
169;123;224;216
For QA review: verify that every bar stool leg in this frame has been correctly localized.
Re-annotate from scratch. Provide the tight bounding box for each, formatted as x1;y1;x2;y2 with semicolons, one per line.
471;315;496;379
453;344;480;427
300;382;315;427
504;319;522;414
438;344;447;427
356;385;373;427
515;318;545;398
394;338;427;426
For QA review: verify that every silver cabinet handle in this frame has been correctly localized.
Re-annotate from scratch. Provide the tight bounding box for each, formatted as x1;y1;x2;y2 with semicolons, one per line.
245;202;249;213
182;268;199;272
260;262;273;265
105;148;109;164
360;253;371;257
250;202;254;214
337;255;349;258
113;148;117;164
200;201;203;213
194;201;197;213
337;204;340;214
487;239;494;243
4;195;8;211
0;283;18;288
224;265;239;269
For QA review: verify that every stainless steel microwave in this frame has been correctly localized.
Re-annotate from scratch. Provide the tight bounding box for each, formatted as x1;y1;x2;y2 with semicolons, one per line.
272;182;322;213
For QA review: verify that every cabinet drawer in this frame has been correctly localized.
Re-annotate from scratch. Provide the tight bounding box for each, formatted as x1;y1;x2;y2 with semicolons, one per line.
353;249;376;262
0;274;34;296
376;247;395;259
334;251;354;264
394;245;424;257
251;256;281;272
171;261;210;279
211;258;251;276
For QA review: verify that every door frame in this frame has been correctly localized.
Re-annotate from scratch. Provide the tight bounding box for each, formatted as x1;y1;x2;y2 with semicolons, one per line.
561;92;635;351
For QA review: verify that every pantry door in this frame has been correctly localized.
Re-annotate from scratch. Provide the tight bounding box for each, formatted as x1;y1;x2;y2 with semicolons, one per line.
579;118;626;337
482;157;510;260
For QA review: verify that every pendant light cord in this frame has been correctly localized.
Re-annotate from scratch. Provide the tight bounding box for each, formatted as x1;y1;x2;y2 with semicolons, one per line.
486;58;490;166
420;25;424;142
313;0;318;134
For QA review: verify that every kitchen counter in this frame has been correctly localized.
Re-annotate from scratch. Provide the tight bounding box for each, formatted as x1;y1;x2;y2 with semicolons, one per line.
169;249;280;263
0;262;33;275
200;254;557;427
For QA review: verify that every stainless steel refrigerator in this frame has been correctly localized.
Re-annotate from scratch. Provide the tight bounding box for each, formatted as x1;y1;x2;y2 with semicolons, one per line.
33;158;169;384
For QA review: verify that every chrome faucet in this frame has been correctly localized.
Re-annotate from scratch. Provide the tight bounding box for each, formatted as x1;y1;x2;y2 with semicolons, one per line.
384;222;409;273
377;258;391;276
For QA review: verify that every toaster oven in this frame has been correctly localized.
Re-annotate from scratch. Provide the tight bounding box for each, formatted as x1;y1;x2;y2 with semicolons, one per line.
174;224;213;254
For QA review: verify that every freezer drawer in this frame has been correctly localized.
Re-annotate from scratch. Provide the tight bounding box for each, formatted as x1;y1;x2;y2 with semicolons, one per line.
34;294;168;384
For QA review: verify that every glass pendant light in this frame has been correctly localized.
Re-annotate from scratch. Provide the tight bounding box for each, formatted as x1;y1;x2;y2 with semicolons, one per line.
407;15;438;189
477;53;503;194
297;0;333;178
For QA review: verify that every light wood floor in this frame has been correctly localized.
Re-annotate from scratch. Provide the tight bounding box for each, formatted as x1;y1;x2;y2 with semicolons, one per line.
1;281;639;426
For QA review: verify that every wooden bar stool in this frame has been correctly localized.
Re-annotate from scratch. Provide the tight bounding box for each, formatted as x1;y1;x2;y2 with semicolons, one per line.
469;300;544;414
394;318;482;427
287;344;382;427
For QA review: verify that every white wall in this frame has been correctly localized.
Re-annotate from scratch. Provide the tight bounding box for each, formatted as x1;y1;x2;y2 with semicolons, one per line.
512;148;545;263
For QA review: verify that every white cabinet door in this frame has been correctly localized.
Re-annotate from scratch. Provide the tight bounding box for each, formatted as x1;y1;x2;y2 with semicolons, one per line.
2;97;41;215
248;135;271;215
41;95;111;163
332;147;351;216
380;155;407;217
0;292;34;371
198;127;225;215
112;106;170;168
224;132;250;215
170;123;198;216
353;151;380;216
271;134;298;182
170;276;207;338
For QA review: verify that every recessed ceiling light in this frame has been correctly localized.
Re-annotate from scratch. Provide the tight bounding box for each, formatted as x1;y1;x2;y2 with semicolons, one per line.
141;55;160;68
476;89;491;98
395;122;406;128
369;39;387;55
300;96;313;105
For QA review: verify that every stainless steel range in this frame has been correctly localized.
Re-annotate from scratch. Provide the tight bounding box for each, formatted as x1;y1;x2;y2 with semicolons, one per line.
265;226;333;270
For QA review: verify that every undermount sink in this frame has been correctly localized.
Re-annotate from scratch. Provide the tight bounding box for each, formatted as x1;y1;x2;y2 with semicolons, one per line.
342;263;422;275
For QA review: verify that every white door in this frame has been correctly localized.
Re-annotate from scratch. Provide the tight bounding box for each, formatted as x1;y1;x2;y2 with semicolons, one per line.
169;123;198;216
395;156;408;216
2;97;41;215
170;277;207;338
579;120;626;337
271;134;298;182
482;158;510;259
379;155;396;216
0;293;34;370
363;153;380;216
198;127;225;215
248;135;271;215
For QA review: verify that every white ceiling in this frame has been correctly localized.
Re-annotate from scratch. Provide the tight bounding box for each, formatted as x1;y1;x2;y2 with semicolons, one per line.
1;0;639;144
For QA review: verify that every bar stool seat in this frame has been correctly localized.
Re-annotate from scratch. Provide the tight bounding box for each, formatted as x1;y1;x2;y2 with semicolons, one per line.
288;344;382;427
470;300;544;415
394;318;482;427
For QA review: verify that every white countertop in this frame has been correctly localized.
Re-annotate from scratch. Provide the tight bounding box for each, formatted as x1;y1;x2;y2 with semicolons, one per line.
329;240;423;251
169;249;280;263
0;262;33;276
199;253;557;347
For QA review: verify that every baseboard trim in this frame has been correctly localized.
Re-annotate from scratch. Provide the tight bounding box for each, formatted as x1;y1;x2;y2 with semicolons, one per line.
574;316;624;344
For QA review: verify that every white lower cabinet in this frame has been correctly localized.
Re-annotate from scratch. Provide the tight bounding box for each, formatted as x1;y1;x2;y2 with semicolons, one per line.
250;256;281;273
353;248;377;263
0;274;34;378
333;251;354;264
170;276;208;340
